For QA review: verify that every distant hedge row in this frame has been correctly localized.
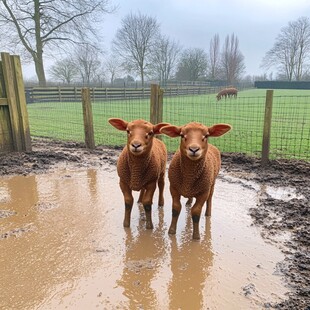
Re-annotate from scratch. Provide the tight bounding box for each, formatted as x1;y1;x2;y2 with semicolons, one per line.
255;80;310;89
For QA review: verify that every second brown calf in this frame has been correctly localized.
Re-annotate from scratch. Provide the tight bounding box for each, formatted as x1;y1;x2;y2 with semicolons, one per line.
160;121;231;239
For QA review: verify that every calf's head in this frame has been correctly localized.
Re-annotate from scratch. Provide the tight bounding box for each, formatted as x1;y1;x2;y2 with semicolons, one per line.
161;122;231;160
109;118;168;156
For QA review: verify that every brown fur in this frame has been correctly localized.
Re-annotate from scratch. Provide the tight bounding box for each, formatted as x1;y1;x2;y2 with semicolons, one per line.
226;87;238;98
108;118;168;229
216;87;238;100
160;121;231;239
216;89;228;100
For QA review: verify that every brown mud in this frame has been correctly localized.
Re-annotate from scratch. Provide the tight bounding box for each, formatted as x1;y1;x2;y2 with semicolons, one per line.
0;139;309;309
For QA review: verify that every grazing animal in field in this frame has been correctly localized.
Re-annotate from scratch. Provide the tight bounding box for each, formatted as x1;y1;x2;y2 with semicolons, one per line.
216;87;238;100
160;121;231;239
216;89;228;101
108;118;169;229
226;87;238;98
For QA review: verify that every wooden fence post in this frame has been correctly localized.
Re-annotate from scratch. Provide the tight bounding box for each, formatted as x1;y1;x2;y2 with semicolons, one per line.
1;53;23;151
11;56;32;151
150;84;158;124
261;89;273;166
81;88;95;149
150;84;164;124
1;52;32;152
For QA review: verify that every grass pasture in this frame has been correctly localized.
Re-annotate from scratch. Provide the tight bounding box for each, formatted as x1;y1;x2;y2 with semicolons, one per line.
27;88;310;160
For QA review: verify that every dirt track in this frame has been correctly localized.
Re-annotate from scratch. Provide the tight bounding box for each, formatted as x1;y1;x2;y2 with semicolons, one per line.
0;139;309;309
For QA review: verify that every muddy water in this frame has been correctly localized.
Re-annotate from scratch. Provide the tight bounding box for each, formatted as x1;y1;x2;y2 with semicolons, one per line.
0;166;290;310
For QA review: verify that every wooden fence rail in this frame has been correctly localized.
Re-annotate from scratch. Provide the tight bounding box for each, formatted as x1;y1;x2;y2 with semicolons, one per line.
25;87;151;103
24;85;219;103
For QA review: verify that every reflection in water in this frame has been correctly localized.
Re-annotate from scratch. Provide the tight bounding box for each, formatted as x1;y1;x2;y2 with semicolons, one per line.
0;168;290;309
87;169;98;201
118;205;168;309
0;170;104;310
0;175;39;240
0;175;41;310
117;201;214;310
0;175;39;221
168;213;214;310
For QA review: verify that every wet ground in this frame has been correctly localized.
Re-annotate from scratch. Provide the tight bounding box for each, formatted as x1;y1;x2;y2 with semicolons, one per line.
0;139;309;310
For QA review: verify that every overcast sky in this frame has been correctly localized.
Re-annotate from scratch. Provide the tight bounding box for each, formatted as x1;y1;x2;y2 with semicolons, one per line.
23;0;310;79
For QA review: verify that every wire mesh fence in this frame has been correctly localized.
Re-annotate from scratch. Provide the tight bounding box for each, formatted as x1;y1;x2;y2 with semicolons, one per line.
26;87;310;161
93;97;150;146
269;95;310;160
161;93;267;158
28;100;84;142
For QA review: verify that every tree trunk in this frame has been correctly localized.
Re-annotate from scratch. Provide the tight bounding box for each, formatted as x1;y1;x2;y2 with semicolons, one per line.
34;0;46;86
34;54;46;86
141;68;144;87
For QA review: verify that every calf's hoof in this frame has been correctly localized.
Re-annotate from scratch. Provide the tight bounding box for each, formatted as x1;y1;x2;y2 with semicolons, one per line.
146;222;154;229
192;232;200;240
123;220;130;227
168;227;176;235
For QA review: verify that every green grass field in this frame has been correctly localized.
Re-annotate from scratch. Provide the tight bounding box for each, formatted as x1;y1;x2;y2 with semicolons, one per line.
27;88;310;160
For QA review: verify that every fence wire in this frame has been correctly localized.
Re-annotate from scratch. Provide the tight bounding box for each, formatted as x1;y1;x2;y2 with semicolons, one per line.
26;89;310;161
162;94;266;157
270;95;310;160
27;97;84;142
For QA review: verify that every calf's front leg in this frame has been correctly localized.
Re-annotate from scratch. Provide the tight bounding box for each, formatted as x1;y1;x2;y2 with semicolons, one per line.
120;181;134;227
168;187;182;235
142;182;157;229
191;195;207;240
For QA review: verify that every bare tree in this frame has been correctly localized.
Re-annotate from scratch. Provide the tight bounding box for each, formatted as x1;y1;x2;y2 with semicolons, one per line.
104;55;123;84
262;38;295;81
175;48;208;81
49;58;79;84
221;33;245;84
150;35;181;85
74;44;103;85
0;0;114;86
262;17;310;81
208;34;221;80
112;12;160;86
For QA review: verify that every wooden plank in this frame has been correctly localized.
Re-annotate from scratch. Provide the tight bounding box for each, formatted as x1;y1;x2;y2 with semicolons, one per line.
1;52;23;151
12;55;32;151
0;98;8;105
261;90;274;166
81;88;95;149
0;62;6;97
0;106;14;152
0;73;14;152
27;86;155;102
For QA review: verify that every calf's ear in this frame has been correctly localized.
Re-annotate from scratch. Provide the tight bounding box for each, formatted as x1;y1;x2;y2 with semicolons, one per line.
108;118;128;131
208;124;232;137
154;123;171;134
160;125;182;137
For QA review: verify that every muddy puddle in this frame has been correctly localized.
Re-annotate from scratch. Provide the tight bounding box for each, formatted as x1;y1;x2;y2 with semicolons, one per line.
0;165;292;310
